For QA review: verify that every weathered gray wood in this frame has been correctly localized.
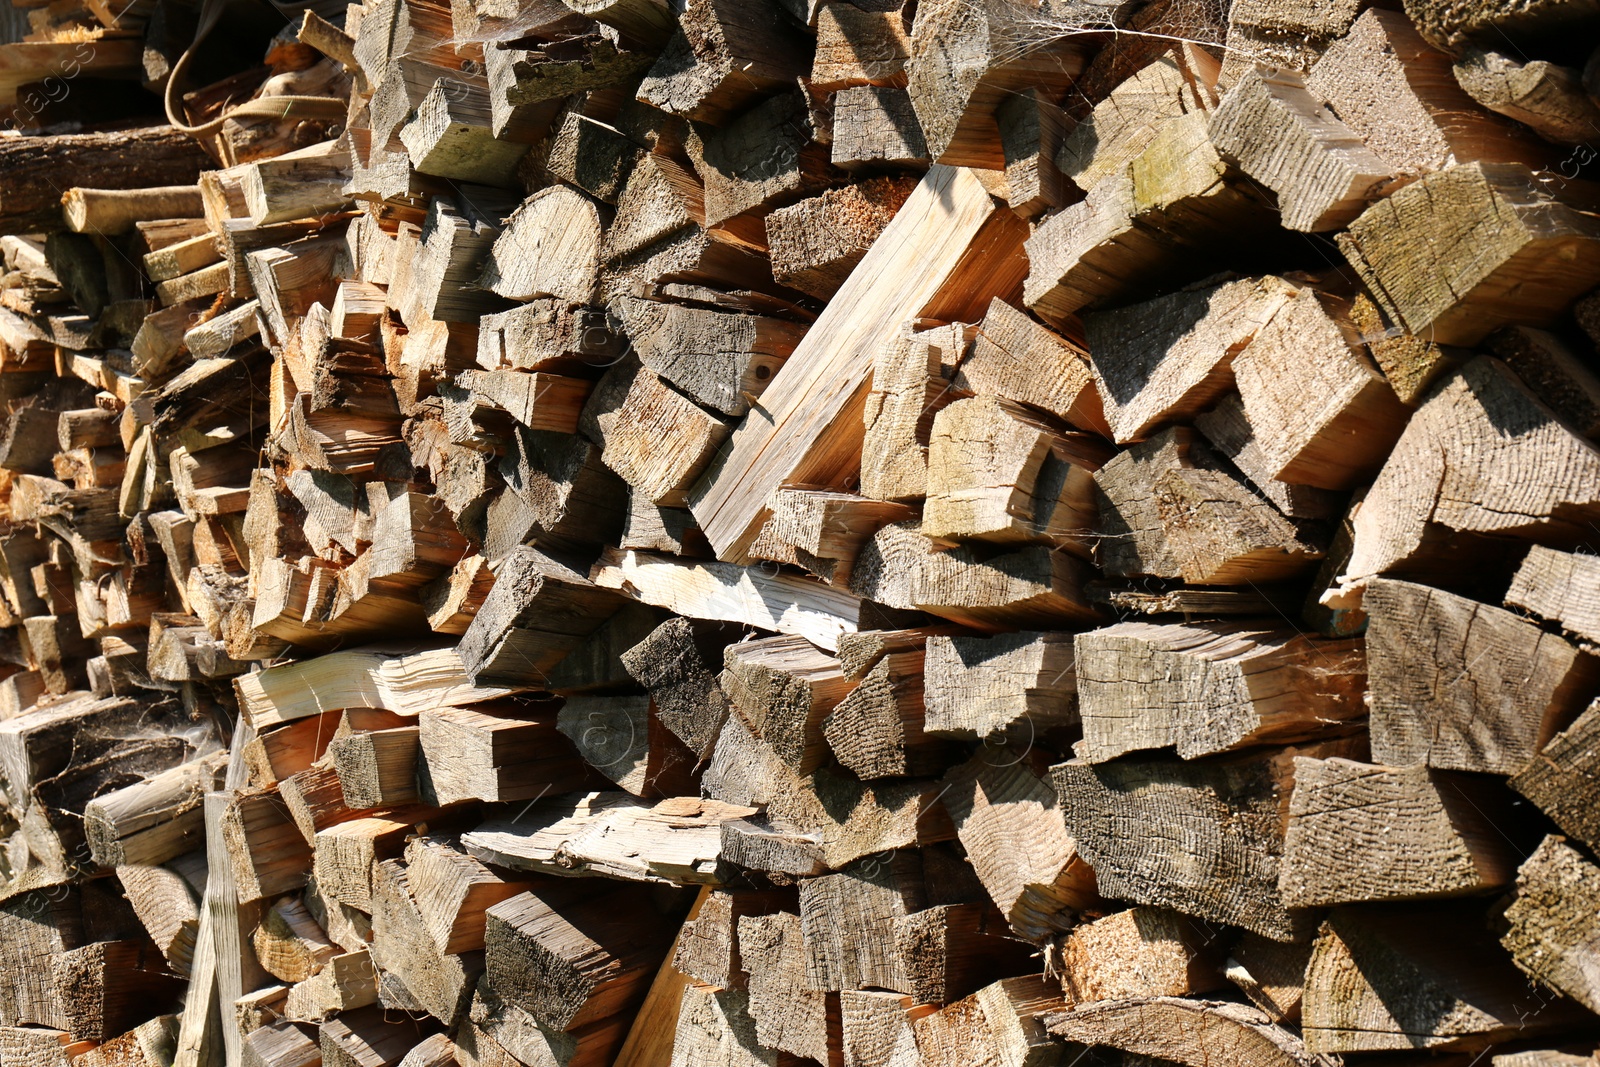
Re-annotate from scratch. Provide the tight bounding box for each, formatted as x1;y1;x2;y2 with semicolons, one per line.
1501;834;1600;1015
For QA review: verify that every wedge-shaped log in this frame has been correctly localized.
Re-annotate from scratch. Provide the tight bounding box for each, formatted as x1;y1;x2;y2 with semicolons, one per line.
369;858;479;1026
1506;545;1600;647
1364;578;1600;774
1048;997;1336;1067
904;0;1084;168
1083;274;1298;445
590;548;864;652
1510;699;1600;852
635;0;812;126
860;330;957;504
419;703;591;806
1301;903;1587;1053
952;298;1106;434
1074;621;1366;763
613;297;806;419
1338;164;1600;346
924;631;1076;741
822;649;957;780
621;617;736;762
556;694;697;797
589;365;730;507
668;984;774;1067
1209;67;1396;232
331;726;421;809
1053;742;1361;940
687;90;836;227
485;881;683;1031
481;186;603;305
721;635;850;775
831;85;929;170
458;546;629;686
674;889;789;991
1454;48;1600;147
1279;757;1519;907
1231;288;1410;489
915;976;1068;1067
766;177;917;301
1093;428;1324;585
800;853;925;993
943;750;1097;944
923;396;1110;552
84;752;224;868
750;489;916;585
1334;358;1600;601
739;911;837;1063
1501;835;1600;1016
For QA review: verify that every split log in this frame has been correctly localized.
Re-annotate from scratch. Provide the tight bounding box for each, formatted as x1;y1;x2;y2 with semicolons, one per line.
1193;396;1345;521
841;990;920;1067
689;164;1028;562
1208;67;1396;232
1486;325;1600;440
635;0;812;126
586;364;730;507
673;889;789;990
556;693;697;797
686;90;836;227
942;749;1097;943
1225;933;1314;1024
0;126;211;236
913;977;1067;1067
799;853;925;993
1278;757;1518;906
739;911;838;1063
1509;699;1600;852
1073;621;1366;763
951;298;1106;435
1454;48;1600;146
1047;997;1335;1067
922;396;1109;552
821;649;956;780
1338;164;1600;346
830;85;929;170
590;547;864;652
1363;577;1600;774
484;881;684;1031
1300;903;1587;1053
766;177;917;301
418;702;592;805
1058;907;1223;1005
84;752;225;868
1052;741;1363;941
751;489;916;585
1334;358;1600;601
923;632;1076;741
330;726;421;809
1500;834;1600;1015
612;296;806;417
368;858;477;1025
620;616;736;762
721;634;851;775
859;330;957;504
480;186;602;305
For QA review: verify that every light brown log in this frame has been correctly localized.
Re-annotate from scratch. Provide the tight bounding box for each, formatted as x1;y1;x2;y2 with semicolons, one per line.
1510;698;1600;853
635;0;811;126
721;634;850;775
1047;997;1335;1067
1058;906;1224;1005
419;702;591;806
1364;577;1600;774
1501;835;1600;1016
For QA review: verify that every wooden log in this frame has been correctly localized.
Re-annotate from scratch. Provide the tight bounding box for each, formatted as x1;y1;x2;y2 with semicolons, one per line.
811;2;909;91
419;702;591;805
686;89;836;227
330;726;421;809
117;855;204;975
1058;906;1223;1005
1024;114;1282;326
1454;48;1600;146
800;852;925;993
620;617;736;762
586;364;730;507
62;185;203;236
914;976;1067;1067
903;0;1082;168
1300;903;1587;1053
721;635;850;775
1229;288;1410;489
1193;395;1345;521
821;648;956;780
320;1006;424;1067
635;0;812;126
1307;8;1549;174
751;489;915;585
556;693;697;797
1083;274;1298;445
457;546;629;685
765;177;915;301
84;751;225;867
400;77;530;187
942;749;1096;944
1333;358;1600;602
923;631;1076;741
1501;834;1600;1015
222;787;314;903
1510;698;1600;852
52;940;185;1042
236;642;518;729
1208;66;1395;232
673;889;789;990
1278;756;1519;906
859;331;954;504
485;881;684;1030
368;858;477;1025
739;911;838;1063
951;298;1106;435
1226;933;1314;1024
1047;997;1335;1067
253;896;338;985
612;296;806;418
894;901;1035;1007
668;983;782;1067
1053;741;1362;941
534;112;643;205
1486;325;1600;439
0;126;211;236
241;141;353;227
830;85;929;170
591;547;864;652
405;836;531;956
1338;164;1600;346
922;396;1110;552
839;990;919;1067
466;794;753;885
1364;577;1600;774
1073;621;1366;763
477;298;624;374
689;164;1027;562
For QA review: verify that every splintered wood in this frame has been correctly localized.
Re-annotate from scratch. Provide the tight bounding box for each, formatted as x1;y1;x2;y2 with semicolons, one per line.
1;0;1600;1064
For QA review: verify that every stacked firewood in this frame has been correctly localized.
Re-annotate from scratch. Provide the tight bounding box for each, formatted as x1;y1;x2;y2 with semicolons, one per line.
0;0;1597;1064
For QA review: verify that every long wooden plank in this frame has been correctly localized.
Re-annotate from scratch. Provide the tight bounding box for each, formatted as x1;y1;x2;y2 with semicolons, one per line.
589;547;863;651
687;164;1029;562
